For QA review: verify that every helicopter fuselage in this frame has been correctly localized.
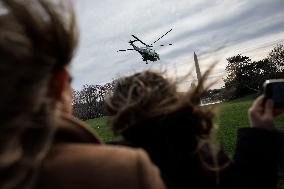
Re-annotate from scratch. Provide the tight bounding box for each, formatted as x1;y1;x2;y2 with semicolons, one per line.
130;43;160;62
117;29;172;64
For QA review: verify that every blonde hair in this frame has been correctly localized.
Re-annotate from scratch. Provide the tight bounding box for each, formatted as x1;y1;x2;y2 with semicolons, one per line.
105;69;230;175
106;70;214;138
0;0;78;188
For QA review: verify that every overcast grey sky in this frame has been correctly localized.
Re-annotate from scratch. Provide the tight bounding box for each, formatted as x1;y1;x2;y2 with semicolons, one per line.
71;0;284;90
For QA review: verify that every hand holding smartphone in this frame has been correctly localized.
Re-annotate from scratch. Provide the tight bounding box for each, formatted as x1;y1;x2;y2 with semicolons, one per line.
264;79;284;109
248;95;275;130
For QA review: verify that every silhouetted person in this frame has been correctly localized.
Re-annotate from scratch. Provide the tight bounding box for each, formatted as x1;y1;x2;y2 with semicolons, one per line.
106;70;232;189
233;95;281;189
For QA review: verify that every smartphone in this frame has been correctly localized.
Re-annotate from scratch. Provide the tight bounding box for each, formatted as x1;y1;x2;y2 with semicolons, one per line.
264;79;284;108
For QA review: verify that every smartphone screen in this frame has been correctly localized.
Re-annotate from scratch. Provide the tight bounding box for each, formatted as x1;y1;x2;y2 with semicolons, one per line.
272;84;284;103
265;80;284;108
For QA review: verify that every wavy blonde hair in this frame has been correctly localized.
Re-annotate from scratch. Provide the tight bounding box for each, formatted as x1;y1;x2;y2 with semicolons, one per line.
0;0;78;188
106;70;214;138
105;69;231;176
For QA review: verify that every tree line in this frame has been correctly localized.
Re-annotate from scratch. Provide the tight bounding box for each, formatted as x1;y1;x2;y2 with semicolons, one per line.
222;44;284;99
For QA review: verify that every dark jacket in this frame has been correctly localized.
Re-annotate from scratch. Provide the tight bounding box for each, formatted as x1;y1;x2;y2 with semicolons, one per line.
109;125;282;189
110;139;232;189
233;128;280;189
109;109;232;189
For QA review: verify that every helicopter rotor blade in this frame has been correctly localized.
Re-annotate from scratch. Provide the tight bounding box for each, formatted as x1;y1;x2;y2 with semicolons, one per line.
159;44;173;47
153;29;173;44
131;35;148;46
117;49;135;52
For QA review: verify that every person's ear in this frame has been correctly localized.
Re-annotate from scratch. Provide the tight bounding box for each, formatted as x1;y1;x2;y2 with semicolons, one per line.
49;67;70;102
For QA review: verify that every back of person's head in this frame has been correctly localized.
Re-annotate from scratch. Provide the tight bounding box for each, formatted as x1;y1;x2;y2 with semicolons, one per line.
0;0;77;188
106;70;214;151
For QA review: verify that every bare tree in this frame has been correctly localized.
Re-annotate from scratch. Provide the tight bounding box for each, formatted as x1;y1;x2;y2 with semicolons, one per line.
72;81;116;120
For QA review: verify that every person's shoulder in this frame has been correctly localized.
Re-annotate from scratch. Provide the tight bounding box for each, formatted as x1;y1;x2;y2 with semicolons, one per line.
52;143;142;159
38;143;165;189
43;143;147;177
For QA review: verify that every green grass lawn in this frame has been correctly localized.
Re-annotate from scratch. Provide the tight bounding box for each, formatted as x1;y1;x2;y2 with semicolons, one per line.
86;117;117;142
216;95;284;156
215;95;255;156
86;96;284;188
86;95;284;156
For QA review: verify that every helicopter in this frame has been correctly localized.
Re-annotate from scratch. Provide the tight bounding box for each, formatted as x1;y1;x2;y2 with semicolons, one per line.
117;29;173;64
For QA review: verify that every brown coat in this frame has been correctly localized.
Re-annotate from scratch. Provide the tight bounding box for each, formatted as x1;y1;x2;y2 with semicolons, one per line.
36;115;166;189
